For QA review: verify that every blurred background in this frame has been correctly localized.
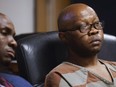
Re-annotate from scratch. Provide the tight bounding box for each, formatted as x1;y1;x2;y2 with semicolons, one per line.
0;0;115;36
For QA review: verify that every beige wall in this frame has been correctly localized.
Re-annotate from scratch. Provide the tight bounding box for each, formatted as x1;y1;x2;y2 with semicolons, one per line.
0;0;34;35
36;0;71;32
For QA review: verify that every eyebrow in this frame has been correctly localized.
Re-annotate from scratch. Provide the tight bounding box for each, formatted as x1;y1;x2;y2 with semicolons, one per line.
2;27;16;36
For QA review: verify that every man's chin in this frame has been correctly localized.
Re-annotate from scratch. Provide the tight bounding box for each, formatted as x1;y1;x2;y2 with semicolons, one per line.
80;49;100;57
92;48;101;53
1;58;12;66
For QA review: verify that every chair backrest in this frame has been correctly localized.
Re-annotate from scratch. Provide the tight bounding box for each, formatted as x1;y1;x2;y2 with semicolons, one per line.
98;34;116;61
15;31;116;86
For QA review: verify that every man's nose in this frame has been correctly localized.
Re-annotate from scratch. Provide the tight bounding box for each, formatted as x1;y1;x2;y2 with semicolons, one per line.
88;27;99;35
9;36;17;48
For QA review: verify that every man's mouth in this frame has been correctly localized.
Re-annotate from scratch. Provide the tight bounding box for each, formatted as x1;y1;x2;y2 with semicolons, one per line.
6;50;15;58
90;38;102;45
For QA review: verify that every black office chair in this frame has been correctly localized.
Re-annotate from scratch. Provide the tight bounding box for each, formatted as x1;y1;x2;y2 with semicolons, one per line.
15;31;116;87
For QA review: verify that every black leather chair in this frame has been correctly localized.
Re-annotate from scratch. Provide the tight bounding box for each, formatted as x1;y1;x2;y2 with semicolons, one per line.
15;31;116;87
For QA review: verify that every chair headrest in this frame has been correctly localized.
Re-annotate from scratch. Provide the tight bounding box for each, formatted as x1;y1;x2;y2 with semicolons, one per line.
98;34;116;61
16;31;68;85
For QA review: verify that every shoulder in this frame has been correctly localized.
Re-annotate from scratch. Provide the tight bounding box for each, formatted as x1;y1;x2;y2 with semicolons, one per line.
102;60;116;66
106;61;116;69
50;62;80;74
44;62;84;87
0;73;33;87
100;59;116;70
45;63;70;87
45;63;80;81
45;63;68;80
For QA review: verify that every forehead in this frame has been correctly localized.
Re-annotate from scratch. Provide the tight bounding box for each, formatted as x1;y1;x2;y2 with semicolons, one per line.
63;8;98;28
0;15;15;32
58;4;99;32
71;7;98;22
78;8;98;22
64;8;97;23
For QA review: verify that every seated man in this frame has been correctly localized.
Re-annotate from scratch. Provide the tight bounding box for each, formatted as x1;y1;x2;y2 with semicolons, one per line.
44;3;116;87
0;13;33;87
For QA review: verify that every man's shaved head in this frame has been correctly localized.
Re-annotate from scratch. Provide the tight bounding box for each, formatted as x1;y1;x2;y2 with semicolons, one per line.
58;3;97;32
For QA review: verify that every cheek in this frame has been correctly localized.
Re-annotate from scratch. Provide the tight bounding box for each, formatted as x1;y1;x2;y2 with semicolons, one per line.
100;31;104;40
80;36;89;44
0;38;7;49
70;33;88;46
73;37;89;48
78;36;93;51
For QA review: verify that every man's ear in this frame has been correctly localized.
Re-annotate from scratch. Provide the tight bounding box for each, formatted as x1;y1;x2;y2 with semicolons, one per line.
59;32;66;42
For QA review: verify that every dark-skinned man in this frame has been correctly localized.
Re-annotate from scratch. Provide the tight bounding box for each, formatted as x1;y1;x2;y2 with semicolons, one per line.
44;3;116;87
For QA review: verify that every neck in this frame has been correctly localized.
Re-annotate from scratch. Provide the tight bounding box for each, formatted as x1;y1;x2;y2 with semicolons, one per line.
67;50;99;67
0;63;10;72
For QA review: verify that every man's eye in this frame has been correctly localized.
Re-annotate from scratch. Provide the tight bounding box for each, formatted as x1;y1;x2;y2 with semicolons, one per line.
1;29;8;35
80;25;88;29
95;22;99;26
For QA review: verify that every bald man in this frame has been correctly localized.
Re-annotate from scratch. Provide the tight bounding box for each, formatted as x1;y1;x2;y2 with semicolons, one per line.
44;3;116;87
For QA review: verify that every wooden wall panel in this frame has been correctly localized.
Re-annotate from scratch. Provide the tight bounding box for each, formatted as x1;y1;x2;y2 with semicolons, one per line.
36;0;71;32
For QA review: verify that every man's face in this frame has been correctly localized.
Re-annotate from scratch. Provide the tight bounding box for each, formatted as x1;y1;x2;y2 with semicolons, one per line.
0;15;17;65
60;8;104;56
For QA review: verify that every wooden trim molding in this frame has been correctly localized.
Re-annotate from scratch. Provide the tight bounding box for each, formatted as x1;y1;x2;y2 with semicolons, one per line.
36;0;71;32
